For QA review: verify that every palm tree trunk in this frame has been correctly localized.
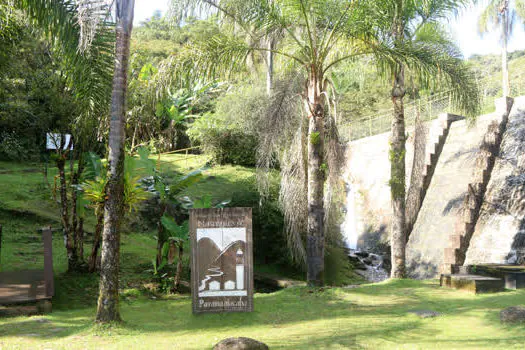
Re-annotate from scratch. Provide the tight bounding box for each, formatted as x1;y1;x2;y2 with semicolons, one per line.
77;218;84;263
501;3;509;97
266;38;274;96
390;63;407;279
96;0;135;323
305;74;325;287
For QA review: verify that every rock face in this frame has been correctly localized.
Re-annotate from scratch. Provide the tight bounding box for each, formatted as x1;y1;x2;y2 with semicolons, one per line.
350;252;389;282
500;306;525;323
465;97;525;265
213;337;269;350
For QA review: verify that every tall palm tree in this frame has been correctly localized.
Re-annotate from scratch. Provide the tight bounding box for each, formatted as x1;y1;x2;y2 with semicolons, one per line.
95;0;135;323
16;0;133;322
373;0;479;278
173;0;478;285
172;0;376;286
478;0;525;97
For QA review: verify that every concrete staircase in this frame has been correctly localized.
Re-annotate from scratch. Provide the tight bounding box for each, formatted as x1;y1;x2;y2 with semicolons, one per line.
406;113;465;238
443;97;514;275
440;263;525;293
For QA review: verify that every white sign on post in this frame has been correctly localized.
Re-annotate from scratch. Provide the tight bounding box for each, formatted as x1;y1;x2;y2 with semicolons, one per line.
46;133;73;150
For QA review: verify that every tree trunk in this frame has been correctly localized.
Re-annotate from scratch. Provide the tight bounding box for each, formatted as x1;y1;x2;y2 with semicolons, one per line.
266;38;274;96
305;73;325;287
131;124;137;152
56;156;75;272
71;152;85;267
77;218;84;263
390;63;407;279
156;203;168;267
96;0;135;323
501;3;509;97
173;244;183;292
89;206;104;273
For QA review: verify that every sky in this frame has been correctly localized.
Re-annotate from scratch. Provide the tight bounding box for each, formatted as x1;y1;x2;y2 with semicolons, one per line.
133;0;525;60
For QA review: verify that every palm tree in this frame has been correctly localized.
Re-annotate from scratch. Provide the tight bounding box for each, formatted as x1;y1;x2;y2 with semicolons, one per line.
478;0;525;97
95;0;135;323
16;0;131;322
373;0;479;278
173;0;478;285
172;0;372;285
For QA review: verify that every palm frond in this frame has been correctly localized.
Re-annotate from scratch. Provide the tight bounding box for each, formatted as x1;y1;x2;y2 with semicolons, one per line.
19;0;114;118
478;0;501;34
387;39;480;117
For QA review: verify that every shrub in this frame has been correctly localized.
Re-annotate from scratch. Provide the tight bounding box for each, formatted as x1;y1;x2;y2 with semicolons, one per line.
0;131;29;161
188;85;267;166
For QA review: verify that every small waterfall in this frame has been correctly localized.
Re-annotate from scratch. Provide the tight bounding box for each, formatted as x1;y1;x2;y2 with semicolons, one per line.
341;183;358;250
341;178;389;282
349;252;390;282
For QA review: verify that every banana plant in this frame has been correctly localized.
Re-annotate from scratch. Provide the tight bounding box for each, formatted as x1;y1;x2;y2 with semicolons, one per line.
155;195;230;293
159;217;189;292
153;168;205;266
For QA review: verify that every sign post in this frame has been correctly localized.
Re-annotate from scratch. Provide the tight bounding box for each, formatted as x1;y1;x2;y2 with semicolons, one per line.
190;208;253;314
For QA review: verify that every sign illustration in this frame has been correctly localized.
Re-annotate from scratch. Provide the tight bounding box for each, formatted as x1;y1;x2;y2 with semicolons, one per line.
190;208;253;313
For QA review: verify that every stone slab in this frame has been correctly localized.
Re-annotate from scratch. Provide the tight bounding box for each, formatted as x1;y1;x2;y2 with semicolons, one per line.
469;264;525;290
440;273;505;293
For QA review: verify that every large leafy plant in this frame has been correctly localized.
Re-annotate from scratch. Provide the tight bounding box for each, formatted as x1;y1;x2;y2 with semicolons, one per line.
81;149;150;272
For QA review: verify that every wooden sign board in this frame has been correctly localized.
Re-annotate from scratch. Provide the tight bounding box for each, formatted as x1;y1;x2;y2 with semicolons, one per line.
190;208;253;314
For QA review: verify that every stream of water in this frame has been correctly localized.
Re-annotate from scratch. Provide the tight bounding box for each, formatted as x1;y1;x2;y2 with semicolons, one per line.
341;181;389;282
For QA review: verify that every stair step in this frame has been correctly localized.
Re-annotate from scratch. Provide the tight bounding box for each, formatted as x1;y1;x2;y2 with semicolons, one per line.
464;208;478;224
440;274;505;294
457;266;470;275
448;234;463;246
467;264;525;290
443;247;463;264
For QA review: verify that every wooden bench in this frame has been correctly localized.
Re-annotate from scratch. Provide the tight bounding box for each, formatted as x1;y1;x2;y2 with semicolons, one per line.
0;227;54;313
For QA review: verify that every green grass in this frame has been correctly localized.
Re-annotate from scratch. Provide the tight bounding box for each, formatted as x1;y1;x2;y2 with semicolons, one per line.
0;154;259;272
4;158;524;349
1;280;525;349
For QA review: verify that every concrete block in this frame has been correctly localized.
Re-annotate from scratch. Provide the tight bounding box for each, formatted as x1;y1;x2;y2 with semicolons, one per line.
441;274;505;294
469;265;525;290
444;247;461;264
449;234;463;246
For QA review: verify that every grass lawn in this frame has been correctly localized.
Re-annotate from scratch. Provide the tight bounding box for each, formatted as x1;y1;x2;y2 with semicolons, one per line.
2;158;525;349
0;280;525;349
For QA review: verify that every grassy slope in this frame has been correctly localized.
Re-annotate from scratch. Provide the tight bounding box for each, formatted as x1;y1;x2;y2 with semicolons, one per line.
468;52;525;114
1;280;525;349
0;154;257;273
